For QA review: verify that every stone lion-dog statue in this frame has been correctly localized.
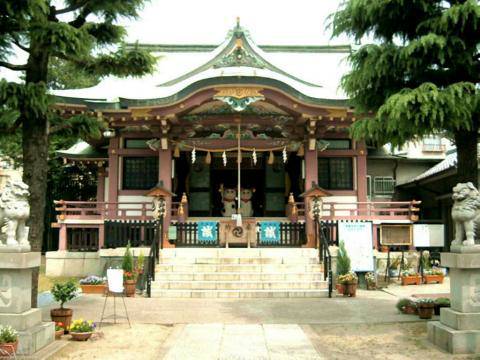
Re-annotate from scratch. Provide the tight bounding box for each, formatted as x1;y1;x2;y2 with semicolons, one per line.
451;182;480;246
0;177;30;248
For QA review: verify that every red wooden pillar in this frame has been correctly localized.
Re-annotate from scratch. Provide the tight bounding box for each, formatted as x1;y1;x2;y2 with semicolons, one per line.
304;143;318;248
108;137;120;217
356;141;368;203
158;149;173;248
96;167;106;202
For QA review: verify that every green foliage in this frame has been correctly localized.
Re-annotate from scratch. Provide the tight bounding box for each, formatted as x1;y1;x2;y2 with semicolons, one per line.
332;0;480;182
336;241;351;276
122;242;134;273
137;251;145;271
51;280;78;309
435;297;450;306
47;58;100;90
396;298;416;312
0;325;18;344
69;319;95;333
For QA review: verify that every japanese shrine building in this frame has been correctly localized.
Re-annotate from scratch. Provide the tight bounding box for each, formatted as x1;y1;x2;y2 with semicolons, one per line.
50;21;420;254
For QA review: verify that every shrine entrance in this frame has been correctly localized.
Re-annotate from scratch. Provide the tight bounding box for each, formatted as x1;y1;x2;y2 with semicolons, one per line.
173;152;303;218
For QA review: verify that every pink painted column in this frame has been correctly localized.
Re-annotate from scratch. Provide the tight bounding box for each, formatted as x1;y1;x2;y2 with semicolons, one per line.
96;167;106;202
158;149;173;248
58;224;67;250
304;144;318;248
98;225;105;249
108;138;120;217
356;141;368;203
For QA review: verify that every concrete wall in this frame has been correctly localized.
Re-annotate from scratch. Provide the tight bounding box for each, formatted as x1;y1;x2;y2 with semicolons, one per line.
45;247;150;277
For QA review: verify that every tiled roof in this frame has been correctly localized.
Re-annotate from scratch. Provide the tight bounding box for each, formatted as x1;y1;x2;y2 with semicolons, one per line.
408;152;457;183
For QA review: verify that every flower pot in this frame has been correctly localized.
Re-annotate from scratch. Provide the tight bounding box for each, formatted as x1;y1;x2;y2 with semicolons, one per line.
0;340;18;357
335;283;344;295
80;284;106;295
124;280;136;297
403;304;417;315
418;304;435;319
70;331;93;341
366;283;376;290
343;282;357;297
51;308;73;332
423;274;444;284
401;275;421;286
55;329;65;340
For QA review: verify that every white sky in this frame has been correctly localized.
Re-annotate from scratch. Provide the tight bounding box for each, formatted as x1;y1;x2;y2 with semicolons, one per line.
0;0;349;81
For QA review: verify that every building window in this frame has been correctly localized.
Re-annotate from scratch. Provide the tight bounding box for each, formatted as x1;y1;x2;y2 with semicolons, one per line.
373;176;396;195
122;157;158;190
325;139;351;150
422;136;444;152
124;139;150;149
318;158;353;190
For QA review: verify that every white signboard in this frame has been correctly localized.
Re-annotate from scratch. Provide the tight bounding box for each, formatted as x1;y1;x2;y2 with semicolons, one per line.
413;224;445;247
338;221;374;272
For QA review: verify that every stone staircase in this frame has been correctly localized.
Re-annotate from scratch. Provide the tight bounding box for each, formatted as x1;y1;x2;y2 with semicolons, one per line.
150;248;329;298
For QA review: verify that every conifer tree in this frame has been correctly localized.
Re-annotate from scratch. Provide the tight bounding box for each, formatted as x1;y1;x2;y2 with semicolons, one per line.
0;0;156;305
332;1;480;184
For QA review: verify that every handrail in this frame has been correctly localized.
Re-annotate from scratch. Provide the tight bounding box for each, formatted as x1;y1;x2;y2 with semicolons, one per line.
144;216;162;298
314;217;333;298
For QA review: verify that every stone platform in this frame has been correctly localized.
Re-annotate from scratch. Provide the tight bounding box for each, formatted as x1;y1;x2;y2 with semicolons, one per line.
0;252;54;355
428;251;480;354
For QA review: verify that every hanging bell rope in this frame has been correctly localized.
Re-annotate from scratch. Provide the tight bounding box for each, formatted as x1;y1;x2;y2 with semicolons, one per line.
205;151;212;164
173;144;180;158
268;151;274;165
297;144;304;157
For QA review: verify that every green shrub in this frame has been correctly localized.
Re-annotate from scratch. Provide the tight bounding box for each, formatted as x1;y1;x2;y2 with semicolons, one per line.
0;325;18;344
336;241;351;276
51;280;78;309
435;297;450;306
396;298;416;312
122;242;134;273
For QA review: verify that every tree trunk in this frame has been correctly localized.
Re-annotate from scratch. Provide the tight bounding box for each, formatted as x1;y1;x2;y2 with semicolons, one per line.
23;45;49;308
454;128;479;186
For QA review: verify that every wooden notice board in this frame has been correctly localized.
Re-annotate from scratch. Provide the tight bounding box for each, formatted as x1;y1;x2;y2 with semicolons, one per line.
380;225;412;246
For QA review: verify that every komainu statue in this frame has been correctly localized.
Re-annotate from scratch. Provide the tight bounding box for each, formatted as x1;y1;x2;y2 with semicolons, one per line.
0;177;30;249
451;182;480;246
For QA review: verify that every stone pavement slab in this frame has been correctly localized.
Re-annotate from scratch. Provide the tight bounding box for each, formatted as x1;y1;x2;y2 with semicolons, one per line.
162;324;320;359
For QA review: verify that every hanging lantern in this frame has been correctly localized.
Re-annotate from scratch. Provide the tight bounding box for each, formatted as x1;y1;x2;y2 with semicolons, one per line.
268;151;274;165
297;144;304;157
205;151;212;164
191;147;196;164
252;148;257;165
222;151;227;166
282;147;288;163
173;144;180;158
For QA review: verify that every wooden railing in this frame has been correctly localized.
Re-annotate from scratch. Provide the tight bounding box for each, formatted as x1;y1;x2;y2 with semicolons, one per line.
54;200;186;221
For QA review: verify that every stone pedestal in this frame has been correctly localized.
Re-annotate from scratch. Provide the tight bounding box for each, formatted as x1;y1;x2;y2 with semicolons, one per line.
428;251;480;354
0;252;54;355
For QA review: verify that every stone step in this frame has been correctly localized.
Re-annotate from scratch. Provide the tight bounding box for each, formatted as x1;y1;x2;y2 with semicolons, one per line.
156;264;323;273
150;289;331;298
158;257;320;265
151;280;328;290
160;248;318;259
154;272;324;281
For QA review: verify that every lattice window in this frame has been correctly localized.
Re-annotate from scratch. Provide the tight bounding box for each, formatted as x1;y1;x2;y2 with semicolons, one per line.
122;157;158;190
318;157;353;190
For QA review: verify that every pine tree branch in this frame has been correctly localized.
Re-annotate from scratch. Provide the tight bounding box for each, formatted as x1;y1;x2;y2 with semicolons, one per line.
0;61;27;71
54;1;90;15
12;37;30;53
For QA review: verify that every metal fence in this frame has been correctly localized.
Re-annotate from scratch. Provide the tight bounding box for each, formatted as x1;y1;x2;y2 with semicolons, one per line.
257;222;306;247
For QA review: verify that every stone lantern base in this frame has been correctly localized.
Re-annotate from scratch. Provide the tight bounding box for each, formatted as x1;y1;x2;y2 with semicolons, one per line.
0;252;54;355
428;250;480;354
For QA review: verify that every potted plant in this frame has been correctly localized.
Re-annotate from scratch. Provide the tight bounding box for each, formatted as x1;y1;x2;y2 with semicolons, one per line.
336;241;351;295
423;268;445;284
69;319;95;341
122;243;136;297
136;251;145;291
388;256;401;278
50;280;78;331
396;298;417;314
338;271;358;297
365;272;376;290
401;269;422;286
0;325;18;356
55;322;65;340
416;298;435;319
79;275;106;294
434;297;451;315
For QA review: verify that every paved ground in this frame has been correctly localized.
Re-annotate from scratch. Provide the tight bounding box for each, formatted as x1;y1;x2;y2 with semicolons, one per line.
43;280;467;359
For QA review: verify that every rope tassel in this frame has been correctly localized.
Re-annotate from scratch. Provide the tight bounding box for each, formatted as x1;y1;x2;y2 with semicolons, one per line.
268;151;274;165
205;151;212;164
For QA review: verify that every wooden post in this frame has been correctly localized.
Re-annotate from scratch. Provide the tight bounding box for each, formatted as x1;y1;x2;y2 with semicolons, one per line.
58;224;67;250
108;137;120;217
97;167;106;202
158;149;173;248
356;141;368;202
304;144;318;248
